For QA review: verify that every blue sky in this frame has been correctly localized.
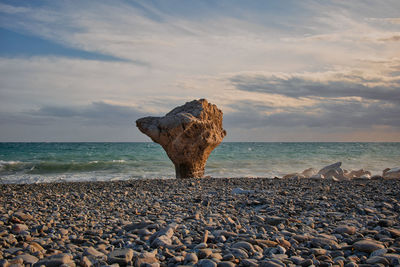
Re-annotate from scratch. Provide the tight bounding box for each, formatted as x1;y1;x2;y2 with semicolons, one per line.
0;0;399;141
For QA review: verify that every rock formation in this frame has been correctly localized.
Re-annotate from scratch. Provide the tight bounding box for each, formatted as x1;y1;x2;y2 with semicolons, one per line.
136;99;226;178
383;167;400;179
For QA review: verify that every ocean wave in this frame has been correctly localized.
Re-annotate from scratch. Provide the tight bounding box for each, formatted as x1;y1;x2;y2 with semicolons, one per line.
0;160;132;175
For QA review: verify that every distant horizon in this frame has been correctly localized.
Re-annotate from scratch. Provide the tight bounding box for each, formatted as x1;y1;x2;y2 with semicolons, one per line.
1;141;400;143
1;1;399;141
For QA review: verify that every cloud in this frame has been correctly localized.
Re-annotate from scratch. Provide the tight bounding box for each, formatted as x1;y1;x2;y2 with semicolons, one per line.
379;35;400;42
30;101;149;126
1;1;400;141
224;98;400;129
230;70;400;103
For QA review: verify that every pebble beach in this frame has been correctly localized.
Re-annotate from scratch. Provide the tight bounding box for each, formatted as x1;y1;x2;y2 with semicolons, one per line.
1;178;400;267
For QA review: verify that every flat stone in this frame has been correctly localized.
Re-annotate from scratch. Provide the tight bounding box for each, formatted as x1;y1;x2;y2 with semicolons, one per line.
124;221;154;231
107;248;134;266
371;248;388;257
259;260;285;267
83;247;106;258
13;212;33;221
150;224;176;248
28;242;45;253
80;256;92;267
353;239;384;253
265;216;287;226
197;249;213;259
335;225;356;235
16;254;39;265
197;259;218;267
366;256;389;265
217;262;236;267
242;259;258;267
230;248;248;259
33;253;74;267
232;188;254;195
311;237;339;248
387;228;400;238
232;241;254;253
184;253;198;264
11;224;28;234
135;255;159;266
383;253;400;265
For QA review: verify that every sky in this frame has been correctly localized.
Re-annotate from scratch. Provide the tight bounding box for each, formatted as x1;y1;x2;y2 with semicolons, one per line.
0;0;399;142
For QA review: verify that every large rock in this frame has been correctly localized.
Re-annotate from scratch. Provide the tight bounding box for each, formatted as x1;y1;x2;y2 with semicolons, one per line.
344;169;371;179
136;99;226;178
318;162;345;180
383;167;400;179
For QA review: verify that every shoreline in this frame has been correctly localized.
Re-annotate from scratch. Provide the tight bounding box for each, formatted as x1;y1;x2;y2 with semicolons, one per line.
1;178;399;266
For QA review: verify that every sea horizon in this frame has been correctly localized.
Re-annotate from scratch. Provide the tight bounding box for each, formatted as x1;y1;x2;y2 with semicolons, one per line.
1;142;399;184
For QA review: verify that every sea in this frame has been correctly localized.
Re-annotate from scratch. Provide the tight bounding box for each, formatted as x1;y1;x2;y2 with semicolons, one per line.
0;142;399;184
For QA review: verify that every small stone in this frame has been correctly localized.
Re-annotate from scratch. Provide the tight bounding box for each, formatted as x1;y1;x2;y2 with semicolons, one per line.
80;256;92;267
300;259;313;267
124;221;154;231
366;256;389;265
83;247;106;259
335;225;356;235
383;253;400;265
383;167;400;179
230;248;248;259
353;239;384;253
232;188;254;195
184;253;198;264
311;248;327;256
387;228;400;238
28;242;45;253
242;259;258;267
276;245;286;254
289;256;304;265
371;248;388;257
107;248;134;265
197;259;217;267
311;237;339;248
13;212;33;221
217;262;236;267
265;216;287;226
232;241;254;253
16;254;39;265
222;254;235;261
195;242;208;249
135;255;159;266
11;224;28;234
259;260;285;267
377;219;394;227
34;253;73;267
198;249;213;259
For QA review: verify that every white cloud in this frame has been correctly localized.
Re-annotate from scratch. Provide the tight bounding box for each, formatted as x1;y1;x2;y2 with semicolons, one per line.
1;0;400;141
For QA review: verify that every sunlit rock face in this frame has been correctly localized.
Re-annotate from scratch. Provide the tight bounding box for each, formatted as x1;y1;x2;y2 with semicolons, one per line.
136;99;226;178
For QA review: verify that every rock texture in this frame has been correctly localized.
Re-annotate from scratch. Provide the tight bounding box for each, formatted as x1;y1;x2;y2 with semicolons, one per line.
136;99;226;178
383;167;400;179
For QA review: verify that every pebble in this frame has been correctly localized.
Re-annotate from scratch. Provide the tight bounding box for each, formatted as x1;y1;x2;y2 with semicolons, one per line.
184;252;198;264
0;178;399;267
107;248;134;265
353;239;385;253
198;259;218;267
34;253;74;267
15;254;39;265
217;262;236;267
334;225;356;235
